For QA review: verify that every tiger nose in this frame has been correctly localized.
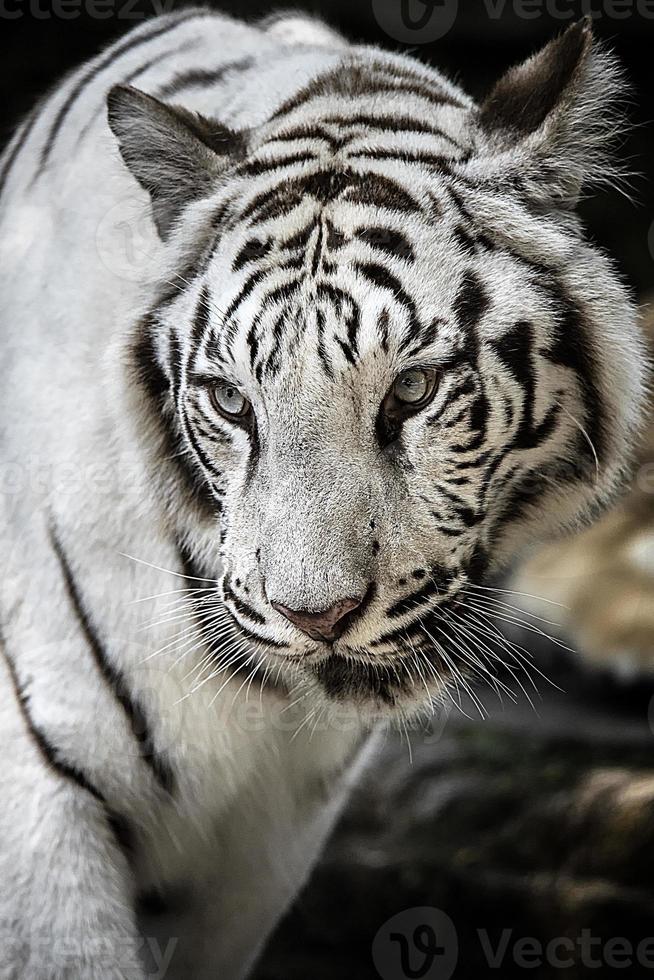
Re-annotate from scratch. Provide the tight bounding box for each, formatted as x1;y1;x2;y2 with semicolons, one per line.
271;595;364;642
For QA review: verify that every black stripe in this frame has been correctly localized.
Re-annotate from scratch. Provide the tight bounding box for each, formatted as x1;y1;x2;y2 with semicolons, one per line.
453;450;491;471
223;580;266;626
453;224;477;254
222;612;290;652
372;594;459;648
246;314;261;367
242;169;423;224
358;227;414;263
0;105;40;202
241;184;306;225
450;431;486;453
167;334;183;406
491;321;563;453
541;285;606;466
38;10;206;172
49;525;175;795
336;337;356;366
325;220;346;251
439;407;469;430
233;238;273;273
180;405;225;482
263;278;303;310
188;285;211;369
222;271;262;326
322;112;465;146
311;222;325;277
267;123;343;151
351;148;453;169
343;172;422;215
426;376;476;427
237;151;318;179
271;65;463;122
317;282;347;315
341;78;461;110
0;634;135;854
156;56;253;98
386;577;441;618
131;317;218;517
354;261;421;340
1;636;107;803
124;46;186;86
454;269;489;335
315;308;335;379
378;309;390;353
187;396;231;442
280;224;314;252
346;305;360;357
434;525;464;538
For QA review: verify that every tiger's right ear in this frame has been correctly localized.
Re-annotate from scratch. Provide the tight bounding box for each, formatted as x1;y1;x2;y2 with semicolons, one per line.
473;20;626;209
107;85;248;239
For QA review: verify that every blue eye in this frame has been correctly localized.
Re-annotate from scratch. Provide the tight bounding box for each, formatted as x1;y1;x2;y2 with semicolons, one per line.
391;368;438;408
210;381;251;419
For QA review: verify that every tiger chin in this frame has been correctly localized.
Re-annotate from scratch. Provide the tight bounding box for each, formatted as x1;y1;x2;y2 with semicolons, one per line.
0;9;646;980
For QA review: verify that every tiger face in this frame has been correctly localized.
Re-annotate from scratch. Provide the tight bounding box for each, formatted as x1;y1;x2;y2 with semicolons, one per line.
109;21;646;716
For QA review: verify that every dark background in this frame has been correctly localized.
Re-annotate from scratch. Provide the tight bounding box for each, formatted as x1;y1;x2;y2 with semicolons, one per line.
2;0;654;295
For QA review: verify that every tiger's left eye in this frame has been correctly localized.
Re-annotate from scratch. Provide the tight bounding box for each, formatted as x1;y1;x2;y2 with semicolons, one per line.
393;368;433;404
210;381;251;419
378;366;439;449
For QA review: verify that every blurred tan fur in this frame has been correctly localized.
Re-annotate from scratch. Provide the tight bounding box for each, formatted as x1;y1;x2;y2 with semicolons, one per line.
516;300;654;675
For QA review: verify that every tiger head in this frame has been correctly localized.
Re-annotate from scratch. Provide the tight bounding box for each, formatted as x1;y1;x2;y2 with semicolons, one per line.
108;21;646;718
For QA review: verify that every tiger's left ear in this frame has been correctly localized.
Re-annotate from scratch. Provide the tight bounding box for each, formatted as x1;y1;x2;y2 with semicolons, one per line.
107;85;248;239
473;19;625;209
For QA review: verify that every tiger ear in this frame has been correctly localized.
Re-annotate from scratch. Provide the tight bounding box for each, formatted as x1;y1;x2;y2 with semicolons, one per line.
474;19;625;208
107;85;247;238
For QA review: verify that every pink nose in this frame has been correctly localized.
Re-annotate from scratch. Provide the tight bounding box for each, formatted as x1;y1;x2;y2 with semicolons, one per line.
271;595;364;642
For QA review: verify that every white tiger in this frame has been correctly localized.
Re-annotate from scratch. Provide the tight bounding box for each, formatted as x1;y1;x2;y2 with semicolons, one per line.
0;9;646;979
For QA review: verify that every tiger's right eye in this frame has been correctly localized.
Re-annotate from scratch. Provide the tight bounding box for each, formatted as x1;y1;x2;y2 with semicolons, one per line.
210;381;251;420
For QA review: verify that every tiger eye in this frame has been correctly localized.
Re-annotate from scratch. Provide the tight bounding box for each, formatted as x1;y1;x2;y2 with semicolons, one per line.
393;368;432;404
388;368;439;413
377;367;439;449
210;381;251;419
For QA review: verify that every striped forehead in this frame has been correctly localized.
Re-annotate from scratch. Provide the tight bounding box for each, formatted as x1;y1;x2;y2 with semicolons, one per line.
181;100;554;389
185;242;544;397
188;280;394;386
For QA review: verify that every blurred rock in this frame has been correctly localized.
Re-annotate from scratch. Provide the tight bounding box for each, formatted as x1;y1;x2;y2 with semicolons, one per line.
254;715;654;979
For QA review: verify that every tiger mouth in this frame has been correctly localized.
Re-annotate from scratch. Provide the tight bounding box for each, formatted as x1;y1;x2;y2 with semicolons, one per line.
217;576;483;711
306;643;458;708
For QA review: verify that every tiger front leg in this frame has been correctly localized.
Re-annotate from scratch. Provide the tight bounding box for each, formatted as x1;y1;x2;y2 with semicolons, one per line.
0;653;153;980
